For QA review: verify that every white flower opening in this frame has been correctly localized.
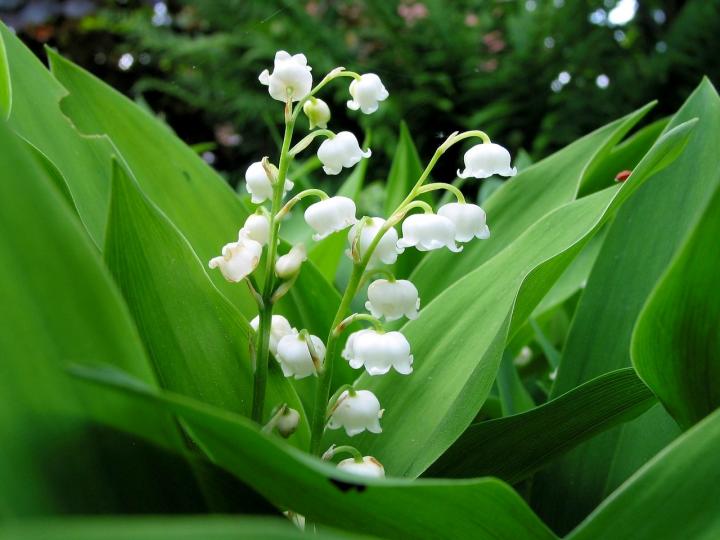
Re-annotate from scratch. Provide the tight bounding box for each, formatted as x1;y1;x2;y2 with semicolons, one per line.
240;213;270;246
258;50;313;102
437;202;490;242
397;213;462;253
458;142;517;179
347;73;389;114
304;196;358;241
250;314;296;357
342;329;414;376
208;237;263;283
337;456;385;478
275;244;307;278
328;389;383;436
275;333;326;380
245;161;294;204
347;217;400;265
365;279;420;321
317;131;371;175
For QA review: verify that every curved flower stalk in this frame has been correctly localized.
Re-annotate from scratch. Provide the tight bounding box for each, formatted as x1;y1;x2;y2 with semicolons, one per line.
207;50;517;464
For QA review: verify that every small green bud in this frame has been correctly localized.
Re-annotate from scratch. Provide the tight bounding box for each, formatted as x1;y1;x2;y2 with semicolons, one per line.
303;98;331;129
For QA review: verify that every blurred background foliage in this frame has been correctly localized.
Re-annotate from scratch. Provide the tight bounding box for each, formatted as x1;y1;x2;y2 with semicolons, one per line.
3;0;719;186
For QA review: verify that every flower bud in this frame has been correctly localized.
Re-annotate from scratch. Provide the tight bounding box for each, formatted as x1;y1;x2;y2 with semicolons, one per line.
275;244;307;278
337;456;385;478
245;161;294;204
275;333;326;379
250;314;296;356
258;50;313;102
347;217;400;265
365;279;420;321
317;131;371;175
342;329;413;376
240;213;270;246
328;389;383;437
304;196;357;241
347;73;389;114
457;142;517;179
276;407;301;438
208;237;263;282
437;202;490;242
303;97;331;129
397;214;462;253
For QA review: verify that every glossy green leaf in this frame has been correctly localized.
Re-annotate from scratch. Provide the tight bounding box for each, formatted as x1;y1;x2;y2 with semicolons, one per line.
568;407;720;540
0;517;370;540
428;369;655;481
73;366;557;540
0;121;204;516
632;184;720;429
410;103;655;304
496;351;536;415
531;79;720;534
0;27;10;119
105;161;308;442
384;121;424;216
333;119;694;478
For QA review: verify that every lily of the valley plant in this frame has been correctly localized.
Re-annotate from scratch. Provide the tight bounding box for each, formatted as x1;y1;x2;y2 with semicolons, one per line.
209;50;516;477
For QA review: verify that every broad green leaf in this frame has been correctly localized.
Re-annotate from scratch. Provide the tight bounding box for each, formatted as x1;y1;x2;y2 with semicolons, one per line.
0;27;10;119
0;122;203;516
496;351;536;415
531;79;720;533
632;183;720;429
105;160;308;443
384;121;424;216
428;369;655;481
330;119;695;478
568;407;720;540
0;517;370;540
410;103;654;304
73;366;557;540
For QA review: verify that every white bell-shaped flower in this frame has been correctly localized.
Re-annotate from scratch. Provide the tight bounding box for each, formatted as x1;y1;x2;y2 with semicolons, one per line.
337;456;385;478
347;217;400;266
328;389;383;437
275;333;325;380
303;97;331;129
347;73;389;114
304;196;357;241
275;244;307;278
458;142;517;179
276;407;301;438
208;237;263;282
397;214;462;253
258;50;312;102
245;161;294;204
239;213;270;246
437;202;490;242
250;314;297;356
317;131;371;175
365;279;420;321
342;329;413;376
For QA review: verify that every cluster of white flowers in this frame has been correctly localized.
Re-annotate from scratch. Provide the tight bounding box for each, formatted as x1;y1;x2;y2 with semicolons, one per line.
208;50;517;479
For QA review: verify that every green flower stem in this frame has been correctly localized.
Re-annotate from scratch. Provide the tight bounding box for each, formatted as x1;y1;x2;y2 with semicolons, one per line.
417;182;466;204
275;188;328;220
327;445;363;462
334;313;384;336
289;129;335;156
293;69;360;123
251;105;296;424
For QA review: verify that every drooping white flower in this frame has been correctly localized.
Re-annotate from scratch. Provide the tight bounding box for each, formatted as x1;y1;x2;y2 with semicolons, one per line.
304;196;357;241
337;456;385;478
245;161;294;204
347;73;389;114
208;237;263;282
250;314;297;356
303;97;331;129
239;213;270;245
396;214;462;253
275;333;325;379
347;217;400;266
328;389;383;437
276;407;301;438
275;244;307;278
258;50;313;102
365;279;420;321
437;202;490;242
317;131;371;175
457;142;517;179
342;329;413;376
